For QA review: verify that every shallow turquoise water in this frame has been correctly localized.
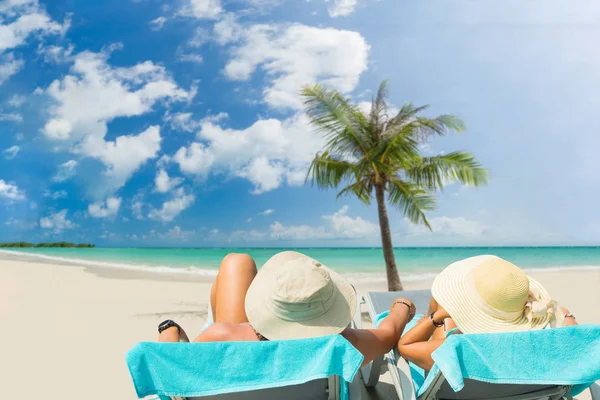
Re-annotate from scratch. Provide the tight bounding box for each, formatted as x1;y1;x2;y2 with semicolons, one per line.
4;247;600;276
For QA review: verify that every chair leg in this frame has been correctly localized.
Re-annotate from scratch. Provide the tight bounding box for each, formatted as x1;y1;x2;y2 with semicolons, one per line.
590;381;600;400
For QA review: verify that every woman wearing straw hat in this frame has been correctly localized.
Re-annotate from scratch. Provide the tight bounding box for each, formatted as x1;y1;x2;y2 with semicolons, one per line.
158;251;417;366
397;255;578;371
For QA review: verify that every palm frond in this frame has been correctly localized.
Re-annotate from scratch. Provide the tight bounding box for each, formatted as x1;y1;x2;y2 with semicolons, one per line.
406;152;488;190
410;115;466;141
337;179;372;205
387;177;436;228
367;122;421;169
305;151;357;189
387;103;430;127
370;80;389;131
301;85;370;157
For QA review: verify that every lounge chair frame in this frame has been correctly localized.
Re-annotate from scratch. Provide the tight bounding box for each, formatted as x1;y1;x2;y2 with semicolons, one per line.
168;375;352;400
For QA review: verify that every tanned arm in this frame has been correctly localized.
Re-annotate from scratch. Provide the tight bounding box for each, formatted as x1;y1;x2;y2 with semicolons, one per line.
342;298;415;367
397;304;450;371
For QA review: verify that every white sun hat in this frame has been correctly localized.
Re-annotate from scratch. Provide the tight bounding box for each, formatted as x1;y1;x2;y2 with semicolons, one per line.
431;255;560;334
245;251;357;340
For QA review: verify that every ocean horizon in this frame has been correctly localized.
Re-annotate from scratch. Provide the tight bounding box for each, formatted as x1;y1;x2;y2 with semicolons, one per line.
3;246;600;283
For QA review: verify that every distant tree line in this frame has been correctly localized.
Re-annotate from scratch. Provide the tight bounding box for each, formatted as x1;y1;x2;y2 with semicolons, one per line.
0;242;95;248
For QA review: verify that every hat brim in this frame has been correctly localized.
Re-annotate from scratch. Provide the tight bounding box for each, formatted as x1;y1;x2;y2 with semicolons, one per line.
431;255;552;334
245;251;357;340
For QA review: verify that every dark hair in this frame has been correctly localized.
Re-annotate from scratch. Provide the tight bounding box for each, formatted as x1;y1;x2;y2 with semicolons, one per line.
252;326;269;341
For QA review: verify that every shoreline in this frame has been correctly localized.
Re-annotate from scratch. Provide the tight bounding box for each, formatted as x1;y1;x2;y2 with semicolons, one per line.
3;248;600;285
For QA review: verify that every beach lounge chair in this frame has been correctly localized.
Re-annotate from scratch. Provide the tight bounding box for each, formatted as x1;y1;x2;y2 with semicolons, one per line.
355;290;600;400
126;335;363;400
126;304;364;400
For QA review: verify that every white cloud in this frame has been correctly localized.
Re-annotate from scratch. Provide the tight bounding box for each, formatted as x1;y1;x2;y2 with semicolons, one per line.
37;44;73;64
174;28;206;64
188;27;209;48
40;209;76;232
0;2;67;52
0;0;68;85
3;145;20;159
40;48;191;196
327;0;358;17
270;221;329;240
173;113;324;193
4;216;36;229
213;13;241;45
149;16;167;31
6;94;25;107
52;159;78;182
42;50;190;141
154;168;183;193
131;194;145;220
322;205;378;238
407;216;489;237
0;179;25;200
79;126;162;196
228;229;266;242
0;54;24;85
270;206;378;240
224;23;369;109
159;225;196;240
177;53;203;64
148;188;196;222
202;112;228;123
179;0;222;19
0;111;22;122
164;112;197;132
237;157;284;194
43;189;67;199
88;196;121;218
258;208;275;216
174;142;215;177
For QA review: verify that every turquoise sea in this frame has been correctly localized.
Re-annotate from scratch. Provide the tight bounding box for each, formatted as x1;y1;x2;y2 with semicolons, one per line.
2;247;600;281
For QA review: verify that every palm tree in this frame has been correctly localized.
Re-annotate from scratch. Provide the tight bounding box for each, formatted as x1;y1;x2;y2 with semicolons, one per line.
301;81;488;291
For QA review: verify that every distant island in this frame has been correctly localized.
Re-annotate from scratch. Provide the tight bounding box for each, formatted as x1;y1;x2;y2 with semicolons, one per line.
0;242;95;248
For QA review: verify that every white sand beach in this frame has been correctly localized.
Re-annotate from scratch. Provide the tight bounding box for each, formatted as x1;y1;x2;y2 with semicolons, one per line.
1;259;599;399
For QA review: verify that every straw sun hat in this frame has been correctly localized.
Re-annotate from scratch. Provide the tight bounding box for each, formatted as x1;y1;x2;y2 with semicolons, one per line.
432;255;560;334
245;251;357;340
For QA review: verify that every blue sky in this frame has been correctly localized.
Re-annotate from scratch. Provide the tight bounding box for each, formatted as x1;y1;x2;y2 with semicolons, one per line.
1;0;599;247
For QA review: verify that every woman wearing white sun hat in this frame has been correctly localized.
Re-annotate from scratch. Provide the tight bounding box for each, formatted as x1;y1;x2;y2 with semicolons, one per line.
157;251;418;367
397;255;578;371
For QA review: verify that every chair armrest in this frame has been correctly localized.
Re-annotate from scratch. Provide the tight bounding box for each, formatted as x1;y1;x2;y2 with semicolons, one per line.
388;352;417;400
353;295;384;387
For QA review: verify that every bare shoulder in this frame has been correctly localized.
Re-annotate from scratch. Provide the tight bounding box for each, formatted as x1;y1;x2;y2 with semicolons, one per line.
195;322;257;342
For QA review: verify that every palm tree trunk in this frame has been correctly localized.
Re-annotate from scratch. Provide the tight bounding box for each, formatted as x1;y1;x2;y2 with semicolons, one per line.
374;183;403;291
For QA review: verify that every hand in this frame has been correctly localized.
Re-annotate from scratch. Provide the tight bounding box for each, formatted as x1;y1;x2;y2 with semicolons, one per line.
392;298;416;321
433;305;450;323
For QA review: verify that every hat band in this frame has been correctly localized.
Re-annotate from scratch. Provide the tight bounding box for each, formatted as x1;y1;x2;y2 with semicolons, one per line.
268;287;337;322
465;272;525;321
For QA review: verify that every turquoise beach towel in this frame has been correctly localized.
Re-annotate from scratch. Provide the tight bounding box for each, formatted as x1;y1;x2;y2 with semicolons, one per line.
126;334;364;399
375;312;600;397
430;325;600;396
